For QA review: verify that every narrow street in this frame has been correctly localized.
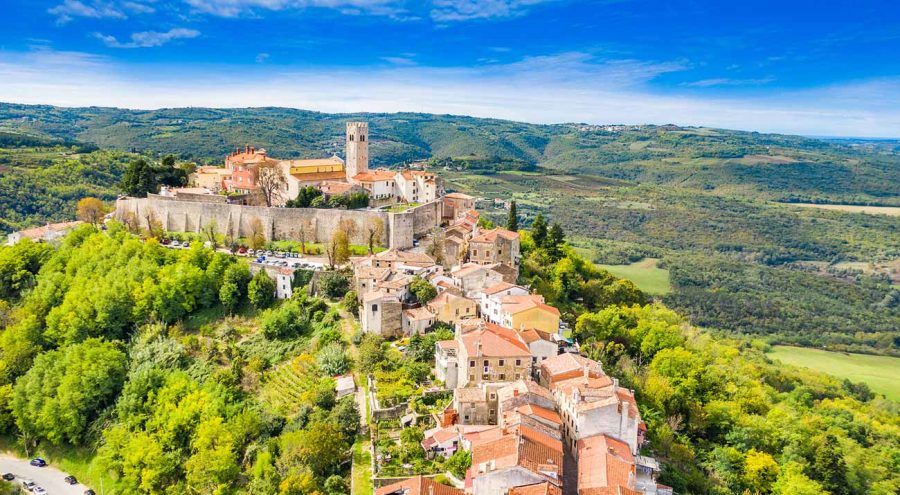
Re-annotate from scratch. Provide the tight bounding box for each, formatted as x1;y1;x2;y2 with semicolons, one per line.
0;454;90;495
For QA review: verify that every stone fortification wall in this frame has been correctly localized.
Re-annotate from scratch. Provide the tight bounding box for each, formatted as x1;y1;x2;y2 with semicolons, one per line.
115;195;443;248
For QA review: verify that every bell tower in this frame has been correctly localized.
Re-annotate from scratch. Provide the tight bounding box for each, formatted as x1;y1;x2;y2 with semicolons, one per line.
345;122;369;181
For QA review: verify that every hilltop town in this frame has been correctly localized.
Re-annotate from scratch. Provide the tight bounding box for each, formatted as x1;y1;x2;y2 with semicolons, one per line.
115;122;666;495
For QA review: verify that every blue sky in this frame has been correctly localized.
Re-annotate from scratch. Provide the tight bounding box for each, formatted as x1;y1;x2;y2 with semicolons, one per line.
1;1;899;137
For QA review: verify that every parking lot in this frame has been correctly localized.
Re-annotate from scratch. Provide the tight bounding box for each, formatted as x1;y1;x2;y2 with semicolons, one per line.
0;455;89;495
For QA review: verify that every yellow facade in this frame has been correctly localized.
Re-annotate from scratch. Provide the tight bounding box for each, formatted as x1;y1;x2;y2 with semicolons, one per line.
509;306;560;334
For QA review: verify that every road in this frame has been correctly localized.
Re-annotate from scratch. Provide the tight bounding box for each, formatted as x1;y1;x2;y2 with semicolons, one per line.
0;454;89;494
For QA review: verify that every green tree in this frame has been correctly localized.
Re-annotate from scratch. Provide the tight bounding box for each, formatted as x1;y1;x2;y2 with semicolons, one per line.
773;462;829;495
286;186;323;208
408;276;438;304
121;157;158;197
357;334;385;374
507;200;519;231
807;433;850;495
318;272;349;299
11;338;127;444
446;449;471;479
0;239;54;300
744;449;779;494
279;421;347;479
185;417;241;493
220;263;251;313
249;269;276;309
530;213;548;247
546;222;566;259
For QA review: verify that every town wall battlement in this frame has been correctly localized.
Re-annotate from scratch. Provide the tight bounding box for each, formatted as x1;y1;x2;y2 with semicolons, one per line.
115;195;442;248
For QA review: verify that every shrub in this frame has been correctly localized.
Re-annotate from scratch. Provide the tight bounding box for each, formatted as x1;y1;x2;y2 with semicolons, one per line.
248;270;276;309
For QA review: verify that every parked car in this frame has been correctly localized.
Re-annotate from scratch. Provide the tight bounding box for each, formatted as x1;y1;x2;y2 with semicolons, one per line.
265;250;273;256
65;475;78;484
172;240;181;247
33;487;47;495
237;247;247;254
29;458;46;467
2;473;13;481
20;479;35;490
85;491;97;495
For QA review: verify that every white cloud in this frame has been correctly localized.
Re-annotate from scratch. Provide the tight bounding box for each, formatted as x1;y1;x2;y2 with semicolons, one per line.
48;0;154;23
430;0;558;21
94;28;201;48
380;56;416;66
0;48;897;138
182;0;402;17
683;76;775;87
255;52;270;63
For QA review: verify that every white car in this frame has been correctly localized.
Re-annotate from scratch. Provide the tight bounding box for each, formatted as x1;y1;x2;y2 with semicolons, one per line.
33;487;48;495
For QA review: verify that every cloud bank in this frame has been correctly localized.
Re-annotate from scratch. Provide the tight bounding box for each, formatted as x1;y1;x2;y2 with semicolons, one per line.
0;48;897;137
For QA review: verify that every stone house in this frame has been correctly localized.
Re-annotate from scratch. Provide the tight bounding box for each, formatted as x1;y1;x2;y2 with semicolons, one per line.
457;323;533;388
434;340;459;389
576;434;636;495
402;306;436;336
518;328;559;375
443;192;476;220
469;227;520;268
450;263;506;297
361;291;402;337
427;292;478;324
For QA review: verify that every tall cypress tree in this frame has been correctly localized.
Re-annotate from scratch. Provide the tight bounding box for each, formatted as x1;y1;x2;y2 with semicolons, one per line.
507;200;519;232
531;213;548;246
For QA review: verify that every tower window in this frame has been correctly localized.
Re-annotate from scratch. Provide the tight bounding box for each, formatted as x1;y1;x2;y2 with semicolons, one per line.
349;135;354;141
360;135;366;142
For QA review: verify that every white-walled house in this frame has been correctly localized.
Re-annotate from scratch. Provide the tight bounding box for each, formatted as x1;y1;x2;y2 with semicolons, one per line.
479;282;530;324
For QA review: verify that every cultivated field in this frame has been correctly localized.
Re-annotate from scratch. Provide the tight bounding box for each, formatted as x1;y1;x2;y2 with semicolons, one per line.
596;258;672;295
786;203;900;216
769;346;900;401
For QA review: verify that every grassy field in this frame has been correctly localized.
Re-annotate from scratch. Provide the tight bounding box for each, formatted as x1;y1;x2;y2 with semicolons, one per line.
786;203;900;216
769;346;900;401
596;258;672;295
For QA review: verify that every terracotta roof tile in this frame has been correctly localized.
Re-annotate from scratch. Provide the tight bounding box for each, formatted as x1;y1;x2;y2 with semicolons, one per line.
577;435;635;494
459;322;530;357
509;482;562;495
375;476;464;495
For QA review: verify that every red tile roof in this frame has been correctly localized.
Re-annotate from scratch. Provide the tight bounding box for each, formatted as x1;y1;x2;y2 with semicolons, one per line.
460;322;530;358
472;227;520;243
509;482;563;495
352;169;396;182
576;435;635;495
375;476;464;495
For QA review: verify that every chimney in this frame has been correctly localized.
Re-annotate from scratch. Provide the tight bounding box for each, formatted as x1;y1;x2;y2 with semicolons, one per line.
513;388;519;397
476;341;483;357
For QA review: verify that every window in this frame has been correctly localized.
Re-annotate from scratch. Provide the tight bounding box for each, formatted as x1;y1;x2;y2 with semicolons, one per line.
349;134;354;141
499;359;505;366
469;375;474;381
490;393;496;400
499;374;505;380
483;360;489;367
489;409;495;416
473;250;478;256
372;304;378;312
515;359;521;366
465;415;470;421
470;360;475;367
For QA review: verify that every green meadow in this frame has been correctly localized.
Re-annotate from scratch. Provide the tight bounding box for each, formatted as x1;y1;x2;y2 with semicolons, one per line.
769;346;900;401
596;258;672;295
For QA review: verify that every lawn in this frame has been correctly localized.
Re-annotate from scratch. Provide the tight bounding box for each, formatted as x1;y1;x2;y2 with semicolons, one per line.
769;346;900;401
596;258;672;295
351;437;373;495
